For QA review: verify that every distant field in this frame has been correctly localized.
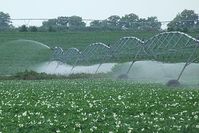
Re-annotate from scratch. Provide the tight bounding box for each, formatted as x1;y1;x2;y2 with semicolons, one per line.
0;79;199;132
0;31;198;49
0;31;159;49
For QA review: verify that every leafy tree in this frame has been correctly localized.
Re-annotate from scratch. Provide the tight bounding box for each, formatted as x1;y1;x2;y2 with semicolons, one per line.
138;17;161;31
119;13;139;29
90;20;102;28
100;20;109;28
147;17;161;29
42;19;57;26
0;11;11;31
90;13;162;31
55;16;69;31
106;15;120;29
167;9;199;32
68;16;86;29
42;19;57;31
19;25;28;32
57;16;69;26
29;26;38;32
41;16;86;31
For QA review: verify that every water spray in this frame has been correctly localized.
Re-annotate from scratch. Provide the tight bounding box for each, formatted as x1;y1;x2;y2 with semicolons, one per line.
50;31;199;86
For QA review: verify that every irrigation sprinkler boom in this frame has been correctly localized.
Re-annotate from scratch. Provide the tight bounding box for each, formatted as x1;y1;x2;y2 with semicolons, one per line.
51;31;199;86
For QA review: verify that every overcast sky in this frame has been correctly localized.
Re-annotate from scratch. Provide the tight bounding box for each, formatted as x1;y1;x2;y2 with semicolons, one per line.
0;0;199;26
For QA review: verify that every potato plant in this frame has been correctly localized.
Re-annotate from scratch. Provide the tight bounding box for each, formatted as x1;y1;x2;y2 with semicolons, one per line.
0;79;199;132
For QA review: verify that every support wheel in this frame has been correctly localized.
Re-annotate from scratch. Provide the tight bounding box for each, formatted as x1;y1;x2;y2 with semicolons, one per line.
166;80;181;87
117;74;129;80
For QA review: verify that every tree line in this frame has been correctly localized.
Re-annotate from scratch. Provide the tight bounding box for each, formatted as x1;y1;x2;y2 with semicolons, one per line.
0;9;199;32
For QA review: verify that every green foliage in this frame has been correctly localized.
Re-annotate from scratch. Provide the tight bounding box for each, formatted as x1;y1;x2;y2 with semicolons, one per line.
29;26;38;32
39;13;162;32
14;70;50;80
18;25;28;32
1;10;199;32
0;80;199;132
0;11;12;31
57;16;68;26
42;19;57;27
41;16;86;31
0;70;105;80
138;17;162;31
17;26;38;32
119;13;139;29
42;19;58;32
168;9;199;32
47;26;56;32
90;20;102;28
68;16;86;29
90;13;162;31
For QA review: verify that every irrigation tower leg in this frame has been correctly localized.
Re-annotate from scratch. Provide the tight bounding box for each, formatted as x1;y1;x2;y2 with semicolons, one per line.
70;66;75;74
166;45;198;87
48;61;52;65
125;49;142;76
177;62;189;81
177;56;199;81
117;61;135;80
54;62;60;71
70;59;79;74
126;61;135;74
118;49;141;79
95;63;102;74
176;48;198;83
166;62;190;87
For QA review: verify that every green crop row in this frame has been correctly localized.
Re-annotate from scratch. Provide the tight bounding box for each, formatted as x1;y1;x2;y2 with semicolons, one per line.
0;79;199;132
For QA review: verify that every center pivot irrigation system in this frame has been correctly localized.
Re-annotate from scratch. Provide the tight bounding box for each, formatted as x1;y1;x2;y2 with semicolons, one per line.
50;31;199;86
